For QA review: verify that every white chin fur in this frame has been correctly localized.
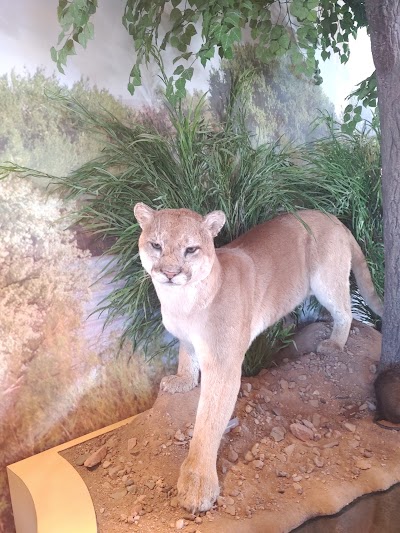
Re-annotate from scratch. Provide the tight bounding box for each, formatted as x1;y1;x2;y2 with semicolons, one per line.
152;272;189;285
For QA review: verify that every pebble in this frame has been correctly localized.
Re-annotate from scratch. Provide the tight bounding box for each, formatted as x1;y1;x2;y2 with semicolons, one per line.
194;517;202;524
110;489;127;500
355;458;372;470
127;438;137;452
298;375;307;381
227;448;239;463
253;460;264;469
242;383;252;393
322;440;339;449
245;404;253;414
271;426;286;442
284;444;295;457
290;423;314;442
170;497;179;508
145;480;156;490
279;379;289;391
276;470;289;478
245;451;254;462
363;449;373;458
225;505;236;516
75;453;90;467
102;461;111;469
175;429;186;442
84;445;108;468
176;518;185;530
369;364;377;374
314;456;325;468
343;422;356;433
309;400;319;408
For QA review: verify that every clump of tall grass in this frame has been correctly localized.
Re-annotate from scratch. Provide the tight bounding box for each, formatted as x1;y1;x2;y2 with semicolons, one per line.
294;114;383;325
1;97;383;374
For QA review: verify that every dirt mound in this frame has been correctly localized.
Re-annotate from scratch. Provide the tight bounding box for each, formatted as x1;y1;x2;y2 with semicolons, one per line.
62;321;400;532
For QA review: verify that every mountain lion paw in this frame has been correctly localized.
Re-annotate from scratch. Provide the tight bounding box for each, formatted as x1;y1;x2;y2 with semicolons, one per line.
177;460;219;513
160;374;198;393
317;339;342;355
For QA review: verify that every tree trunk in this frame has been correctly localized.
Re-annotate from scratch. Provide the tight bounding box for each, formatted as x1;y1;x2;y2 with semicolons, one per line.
365;0;400;370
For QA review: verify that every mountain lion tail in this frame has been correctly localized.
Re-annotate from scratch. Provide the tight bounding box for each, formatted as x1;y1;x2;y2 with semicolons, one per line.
349;233;383;317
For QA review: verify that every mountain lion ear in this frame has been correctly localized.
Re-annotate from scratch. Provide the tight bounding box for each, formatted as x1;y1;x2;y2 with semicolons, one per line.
134;203;155;228
203;210;226;237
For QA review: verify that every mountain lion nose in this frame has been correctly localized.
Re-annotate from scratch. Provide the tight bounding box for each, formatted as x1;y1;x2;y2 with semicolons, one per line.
163;269;180;280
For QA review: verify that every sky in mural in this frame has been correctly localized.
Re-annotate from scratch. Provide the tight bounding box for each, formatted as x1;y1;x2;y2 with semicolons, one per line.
0;0;374;112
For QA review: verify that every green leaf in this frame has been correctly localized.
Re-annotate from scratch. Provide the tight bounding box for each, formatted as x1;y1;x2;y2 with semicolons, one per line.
170;8;181;24
172;0;180;6
182;67;194;81
229;27;241;43
344;104;353;114
174;65;184;75
50;46;58;62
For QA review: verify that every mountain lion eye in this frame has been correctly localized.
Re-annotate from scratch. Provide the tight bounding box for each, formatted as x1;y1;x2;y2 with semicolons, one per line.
151;242;162;250
185;246;199;255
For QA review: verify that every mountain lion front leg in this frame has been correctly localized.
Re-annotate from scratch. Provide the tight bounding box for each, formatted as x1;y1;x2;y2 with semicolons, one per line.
177;340;245;512
160;342;200;393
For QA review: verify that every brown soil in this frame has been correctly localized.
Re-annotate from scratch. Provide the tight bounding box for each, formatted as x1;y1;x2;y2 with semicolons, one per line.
62;321;400;533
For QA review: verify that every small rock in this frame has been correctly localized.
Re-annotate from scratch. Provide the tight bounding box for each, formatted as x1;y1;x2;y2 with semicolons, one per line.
343;422;356;433
298;375;307;381
355;458;372;470
359;403;368;411
145;480;156;490
176;518;185;530
309;400;319;408
175;429;186;442
363;450;373;458
369;364;377;374
84;445;108;468
227;448;239;463
102;461;111;469
290;423;314;442
279;379;289;391
293;482;303;494
100;508;105;514
242;383;252;393
276;470;289;478
251;443;260;457
110;489;127;500
284;444;295;457
194;517;202;524
170;497;179;508
271;426;286;442
293;475;303;482
253;460;264;469
127;438;137;453
75;453;90;467
322;440;340;449
225;505;236;516
245;404;253;414
314;456;325;468
183;514;196;521
245;451;254;462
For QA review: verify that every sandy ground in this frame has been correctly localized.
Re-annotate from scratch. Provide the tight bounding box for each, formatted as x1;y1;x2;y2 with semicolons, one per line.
62;321;400;533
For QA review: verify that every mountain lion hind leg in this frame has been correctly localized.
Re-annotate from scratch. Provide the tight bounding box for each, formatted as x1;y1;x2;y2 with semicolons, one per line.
311;263;353;354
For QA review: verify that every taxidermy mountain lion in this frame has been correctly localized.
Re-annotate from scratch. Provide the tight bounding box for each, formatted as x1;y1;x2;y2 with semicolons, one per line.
134;203;383;513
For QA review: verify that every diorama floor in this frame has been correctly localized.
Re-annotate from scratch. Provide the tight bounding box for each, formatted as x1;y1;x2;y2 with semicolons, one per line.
61;321;400;533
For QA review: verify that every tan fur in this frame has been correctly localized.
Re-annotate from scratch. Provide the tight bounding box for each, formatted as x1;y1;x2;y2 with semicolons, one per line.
134;203;383;513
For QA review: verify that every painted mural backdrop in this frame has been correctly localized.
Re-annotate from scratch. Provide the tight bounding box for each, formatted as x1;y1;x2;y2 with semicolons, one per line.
0;1;373;531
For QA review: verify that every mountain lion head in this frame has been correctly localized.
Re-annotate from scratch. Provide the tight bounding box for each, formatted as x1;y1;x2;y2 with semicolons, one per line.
134;203;226;286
